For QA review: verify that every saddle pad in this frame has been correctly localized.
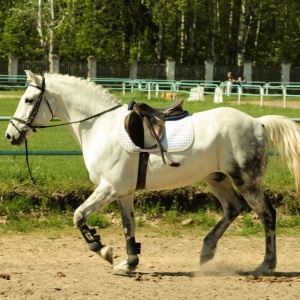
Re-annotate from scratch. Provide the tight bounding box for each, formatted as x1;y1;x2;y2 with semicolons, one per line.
119;109;194;153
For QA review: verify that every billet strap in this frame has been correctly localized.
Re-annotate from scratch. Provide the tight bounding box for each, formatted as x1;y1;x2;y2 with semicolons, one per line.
136;152;149;190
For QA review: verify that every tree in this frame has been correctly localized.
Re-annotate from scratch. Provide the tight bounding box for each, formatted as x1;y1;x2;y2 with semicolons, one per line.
1;0;300;66
37;0;67;57
1;1;43;60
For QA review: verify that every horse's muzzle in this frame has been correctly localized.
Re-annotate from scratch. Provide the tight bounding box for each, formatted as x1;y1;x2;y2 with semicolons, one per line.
6;132;25;146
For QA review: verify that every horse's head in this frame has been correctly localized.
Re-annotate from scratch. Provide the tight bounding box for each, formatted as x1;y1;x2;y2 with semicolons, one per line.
6;70;54;146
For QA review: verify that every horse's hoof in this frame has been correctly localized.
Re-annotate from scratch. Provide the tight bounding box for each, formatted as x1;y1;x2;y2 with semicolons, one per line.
113;259;137;274
254;263;275;276
97;245;113;264
200;252;215;265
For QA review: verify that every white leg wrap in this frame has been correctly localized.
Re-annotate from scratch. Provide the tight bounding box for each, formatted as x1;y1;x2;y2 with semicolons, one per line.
113;258;137;274
96;245;113;265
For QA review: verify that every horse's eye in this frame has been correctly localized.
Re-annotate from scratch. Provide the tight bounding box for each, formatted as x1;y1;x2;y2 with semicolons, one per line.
25;98;33;103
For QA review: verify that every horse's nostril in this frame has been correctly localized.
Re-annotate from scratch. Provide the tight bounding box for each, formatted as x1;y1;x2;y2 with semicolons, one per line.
6;133;11;140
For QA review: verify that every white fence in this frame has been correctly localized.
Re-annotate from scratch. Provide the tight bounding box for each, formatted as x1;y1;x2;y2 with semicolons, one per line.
88;78;300;108
1;75;300;108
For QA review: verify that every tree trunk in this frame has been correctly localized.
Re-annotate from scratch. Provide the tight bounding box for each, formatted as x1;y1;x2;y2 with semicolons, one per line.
237;0;246;66
37;0;46;53
156;20;164;63
49;0;55;56
228;0;234;41
180;11;185;63
211;0;217;62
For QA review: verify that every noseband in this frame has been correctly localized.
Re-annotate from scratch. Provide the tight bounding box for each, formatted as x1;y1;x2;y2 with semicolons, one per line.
10;76;54;134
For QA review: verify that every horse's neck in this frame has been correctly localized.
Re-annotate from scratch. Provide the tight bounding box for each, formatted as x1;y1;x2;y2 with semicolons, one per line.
48;77;115;121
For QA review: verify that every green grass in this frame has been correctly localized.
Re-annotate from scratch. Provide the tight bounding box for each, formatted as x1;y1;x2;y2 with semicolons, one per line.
1;89;300;234
87;213;110;228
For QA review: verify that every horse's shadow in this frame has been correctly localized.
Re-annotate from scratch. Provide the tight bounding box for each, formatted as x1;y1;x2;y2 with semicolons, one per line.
115;269;300;279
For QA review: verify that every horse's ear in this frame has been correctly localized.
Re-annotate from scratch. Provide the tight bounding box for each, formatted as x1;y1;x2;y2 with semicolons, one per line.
25;70;38;85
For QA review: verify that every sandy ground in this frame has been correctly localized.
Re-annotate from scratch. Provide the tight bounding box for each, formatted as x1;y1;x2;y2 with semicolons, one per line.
239;100;300;109
1;226;300;300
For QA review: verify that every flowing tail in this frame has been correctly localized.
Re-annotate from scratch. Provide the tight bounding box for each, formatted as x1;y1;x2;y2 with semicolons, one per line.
259;115;300;202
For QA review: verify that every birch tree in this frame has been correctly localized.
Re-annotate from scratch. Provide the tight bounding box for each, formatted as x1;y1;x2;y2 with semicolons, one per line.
36;0;66;57
37;0;46;53
237;0;253;66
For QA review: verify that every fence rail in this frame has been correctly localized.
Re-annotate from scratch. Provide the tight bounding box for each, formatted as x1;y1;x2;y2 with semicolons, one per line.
1;76;300;107
0;150;82;155
0;75;27;89
1;117;299;156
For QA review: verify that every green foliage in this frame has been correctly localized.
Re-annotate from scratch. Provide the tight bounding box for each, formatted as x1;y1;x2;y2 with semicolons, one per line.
1;0;300;64
87;213;110;228
0;2;43;59
0;212;74;233
238;213;264;236
193;210;217;230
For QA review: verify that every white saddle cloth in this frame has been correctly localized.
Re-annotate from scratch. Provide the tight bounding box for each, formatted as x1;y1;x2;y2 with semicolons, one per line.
119;110;194;153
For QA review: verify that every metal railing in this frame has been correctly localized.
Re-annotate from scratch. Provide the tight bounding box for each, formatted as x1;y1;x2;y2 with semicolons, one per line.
1;116;299;156
0;75;27;89
2;76;300;108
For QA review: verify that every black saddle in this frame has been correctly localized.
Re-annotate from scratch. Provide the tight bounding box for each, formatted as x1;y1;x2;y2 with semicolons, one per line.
124;99;186;167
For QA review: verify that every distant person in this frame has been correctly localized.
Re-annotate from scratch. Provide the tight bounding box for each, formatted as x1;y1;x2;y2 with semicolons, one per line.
227;72;235;82
226;72;235;96
236;76;246;86
236;76;246;92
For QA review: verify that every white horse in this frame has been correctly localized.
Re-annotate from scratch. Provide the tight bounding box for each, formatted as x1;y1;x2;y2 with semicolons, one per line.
6;70;300;274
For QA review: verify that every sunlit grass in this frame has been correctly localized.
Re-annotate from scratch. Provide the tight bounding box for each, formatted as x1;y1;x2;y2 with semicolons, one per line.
1;90;300;235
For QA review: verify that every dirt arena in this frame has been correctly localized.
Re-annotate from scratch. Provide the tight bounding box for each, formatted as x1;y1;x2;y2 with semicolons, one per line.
1;98;300;299
1;226;300;300
240;100;300;109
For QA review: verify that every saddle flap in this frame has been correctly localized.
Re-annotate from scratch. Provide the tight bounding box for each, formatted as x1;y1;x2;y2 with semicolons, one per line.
124;111;144;148
124;111;165;149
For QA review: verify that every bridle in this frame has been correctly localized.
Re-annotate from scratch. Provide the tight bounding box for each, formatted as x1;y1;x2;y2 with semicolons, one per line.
9;75;122;199
10;75;121;133
10;76;54;134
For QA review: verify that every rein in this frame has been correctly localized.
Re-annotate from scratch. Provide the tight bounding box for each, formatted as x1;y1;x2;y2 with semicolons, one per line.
12;76;122;199
32;103;122;130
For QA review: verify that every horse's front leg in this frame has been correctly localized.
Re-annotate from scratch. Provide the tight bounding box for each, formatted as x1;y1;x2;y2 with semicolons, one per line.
113;194;141;273
73;180;117;265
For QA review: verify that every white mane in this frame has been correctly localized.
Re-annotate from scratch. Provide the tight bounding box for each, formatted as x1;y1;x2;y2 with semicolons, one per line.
44;73;121;114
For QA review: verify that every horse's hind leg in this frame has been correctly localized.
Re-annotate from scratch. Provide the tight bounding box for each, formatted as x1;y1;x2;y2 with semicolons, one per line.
200;174;244;265
113;194;141;274
239;185;276;274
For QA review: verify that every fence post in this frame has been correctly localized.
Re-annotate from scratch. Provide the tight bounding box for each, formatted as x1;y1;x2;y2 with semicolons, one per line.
281;62;291;83
205;61;214;81
87;55;97;79
243;61;252;82
49;54;60;74
8;55;18;77
129;60;138;79
166;58;175;81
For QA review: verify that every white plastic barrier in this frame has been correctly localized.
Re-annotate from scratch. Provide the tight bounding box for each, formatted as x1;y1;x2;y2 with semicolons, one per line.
187;87;205;101
213;87;223;103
